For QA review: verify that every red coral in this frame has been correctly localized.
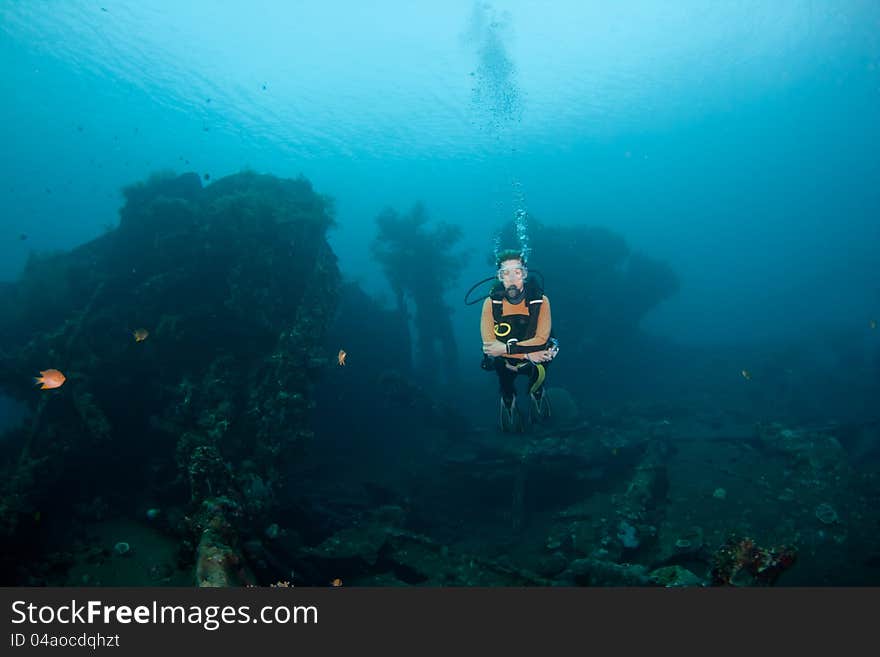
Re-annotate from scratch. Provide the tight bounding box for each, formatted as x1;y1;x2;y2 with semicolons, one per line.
710;535;797;586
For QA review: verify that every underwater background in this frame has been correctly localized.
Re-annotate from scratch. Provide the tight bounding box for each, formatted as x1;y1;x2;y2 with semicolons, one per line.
0;1;878;586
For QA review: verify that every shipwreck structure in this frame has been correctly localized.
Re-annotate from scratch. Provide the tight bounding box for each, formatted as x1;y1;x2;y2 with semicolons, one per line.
0;170;340;585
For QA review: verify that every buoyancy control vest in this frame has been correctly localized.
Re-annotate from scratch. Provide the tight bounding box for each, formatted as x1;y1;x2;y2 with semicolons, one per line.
489;279;555;355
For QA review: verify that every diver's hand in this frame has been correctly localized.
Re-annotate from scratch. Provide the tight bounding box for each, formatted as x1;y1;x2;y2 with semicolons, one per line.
527;347;557;363
483;341;507;357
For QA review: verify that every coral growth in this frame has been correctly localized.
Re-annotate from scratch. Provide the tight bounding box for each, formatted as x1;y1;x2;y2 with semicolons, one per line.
0;170;340;585
710;535;797;586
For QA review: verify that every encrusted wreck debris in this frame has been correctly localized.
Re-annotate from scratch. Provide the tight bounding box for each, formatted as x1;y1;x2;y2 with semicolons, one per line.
0;170;340;585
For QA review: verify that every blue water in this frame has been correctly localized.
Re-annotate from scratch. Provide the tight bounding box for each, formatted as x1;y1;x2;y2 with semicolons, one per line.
1;0;878;352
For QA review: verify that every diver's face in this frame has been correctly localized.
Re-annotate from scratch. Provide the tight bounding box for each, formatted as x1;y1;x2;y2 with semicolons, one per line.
498;259;526;296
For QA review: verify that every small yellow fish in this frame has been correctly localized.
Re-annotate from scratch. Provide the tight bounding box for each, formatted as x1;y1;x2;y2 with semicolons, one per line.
741;369;751;381
34;368;66;390
337;349;346;366
331;577;343;587
133;328;149;342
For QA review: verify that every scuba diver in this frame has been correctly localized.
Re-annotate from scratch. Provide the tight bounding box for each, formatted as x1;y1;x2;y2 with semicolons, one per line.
477;249;559;432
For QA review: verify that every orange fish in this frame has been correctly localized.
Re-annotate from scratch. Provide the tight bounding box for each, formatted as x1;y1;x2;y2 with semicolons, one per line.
34;369;66;390
337;349;346;366
741;369;751;381
331;578;343;587
133;328;149;342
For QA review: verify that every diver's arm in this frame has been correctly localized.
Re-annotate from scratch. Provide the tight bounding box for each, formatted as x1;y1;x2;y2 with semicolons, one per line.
482;299;509;357
509;296;552;349
480;298;497;344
